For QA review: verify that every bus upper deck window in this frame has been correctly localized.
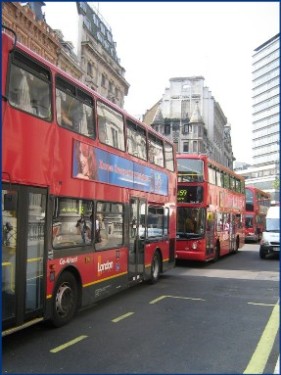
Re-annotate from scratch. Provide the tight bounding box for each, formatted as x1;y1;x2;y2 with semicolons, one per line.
8;53;51;120
56;77;95;139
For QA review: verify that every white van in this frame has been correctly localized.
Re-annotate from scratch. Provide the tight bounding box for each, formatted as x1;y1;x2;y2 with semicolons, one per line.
259;206;280;259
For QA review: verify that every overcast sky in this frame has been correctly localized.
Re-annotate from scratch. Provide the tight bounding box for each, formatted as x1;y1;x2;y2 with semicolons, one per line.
44;1;279;164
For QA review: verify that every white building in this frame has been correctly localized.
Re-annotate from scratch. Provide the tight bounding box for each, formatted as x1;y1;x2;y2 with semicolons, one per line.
252;33;279;166
144;76;234;168
235;33;280;204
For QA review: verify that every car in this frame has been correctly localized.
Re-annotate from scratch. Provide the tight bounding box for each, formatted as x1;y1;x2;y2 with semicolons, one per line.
259;206;280;259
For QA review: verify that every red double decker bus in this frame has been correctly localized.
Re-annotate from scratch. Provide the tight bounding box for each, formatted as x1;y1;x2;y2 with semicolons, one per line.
2;28;177;335
245;186;271;242
176;154;245;262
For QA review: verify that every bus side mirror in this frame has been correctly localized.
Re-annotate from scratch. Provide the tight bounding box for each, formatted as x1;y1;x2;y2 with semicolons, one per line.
4;193;17;211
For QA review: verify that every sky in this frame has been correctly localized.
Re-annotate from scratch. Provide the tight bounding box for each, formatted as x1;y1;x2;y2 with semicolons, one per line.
43;1;280;164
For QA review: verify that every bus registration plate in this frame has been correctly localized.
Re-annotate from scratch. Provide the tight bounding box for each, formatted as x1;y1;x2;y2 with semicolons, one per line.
273;247;279;252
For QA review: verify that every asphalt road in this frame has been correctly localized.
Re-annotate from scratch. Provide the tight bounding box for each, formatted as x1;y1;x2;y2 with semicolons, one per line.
2;243;279;374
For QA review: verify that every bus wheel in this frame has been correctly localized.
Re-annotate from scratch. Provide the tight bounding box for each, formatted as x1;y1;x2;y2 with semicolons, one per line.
52;271;78;327
150;251;161;284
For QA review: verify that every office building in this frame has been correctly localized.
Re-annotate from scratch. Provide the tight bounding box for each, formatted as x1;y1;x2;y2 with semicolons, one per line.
236;34;279;204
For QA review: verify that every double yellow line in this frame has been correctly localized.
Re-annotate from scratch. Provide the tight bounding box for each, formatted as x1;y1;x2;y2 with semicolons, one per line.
244;301;279;374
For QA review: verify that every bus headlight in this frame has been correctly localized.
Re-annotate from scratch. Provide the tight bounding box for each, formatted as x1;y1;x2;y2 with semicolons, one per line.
192;242;198;250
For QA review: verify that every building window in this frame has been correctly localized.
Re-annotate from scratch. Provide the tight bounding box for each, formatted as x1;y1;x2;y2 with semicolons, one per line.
92;13;99;26
87;62;92;76
101;74;106;88
100;22;106;35
106;30;113;43
172;121;180;131
83;16;91;31
193;141;198;153
97;32;104;45
182;123;189;134
183;141;189;152
164;123;171;135
80;2;87;13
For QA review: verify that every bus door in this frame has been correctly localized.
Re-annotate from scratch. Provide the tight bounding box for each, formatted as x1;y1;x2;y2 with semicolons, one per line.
129;198;146;280
2;184;47;332
230;213;238;251
206;210;215;256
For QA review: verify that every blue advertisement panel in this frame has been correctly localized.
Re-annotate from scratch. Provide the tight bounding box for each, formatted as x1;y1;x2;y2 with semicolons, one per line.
73;140;168;195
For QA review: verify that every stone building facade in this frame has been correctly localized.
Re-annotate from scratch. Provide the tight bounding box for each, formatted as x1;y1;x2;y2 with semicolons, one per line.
143;76;235;168
76;2;129;108
2;2;129;107
2;2;60;65
2;2;84;80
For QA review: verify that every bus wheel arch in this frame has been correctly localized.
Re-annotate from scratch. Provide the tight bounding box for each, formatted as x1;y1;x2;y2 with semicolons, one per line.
149;249;162;284
51;268;82;327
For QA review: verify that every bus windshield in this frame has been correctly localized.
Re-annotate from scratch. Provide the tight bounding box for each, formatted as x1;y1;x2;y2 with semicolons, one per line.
177;158;204;182
245;215;254;228
176;207;206;239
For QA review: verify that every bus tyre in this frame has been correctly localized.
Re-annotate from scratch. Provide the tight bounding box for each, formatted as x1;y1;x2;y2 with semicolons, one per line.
52;271;78;327
150;251;161;284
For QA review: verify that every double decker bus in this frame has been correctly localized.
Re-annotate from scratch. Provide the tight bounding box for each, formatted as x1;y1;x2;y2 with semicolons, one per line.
2;28;177;335
176;154;245;262
245;186;271;242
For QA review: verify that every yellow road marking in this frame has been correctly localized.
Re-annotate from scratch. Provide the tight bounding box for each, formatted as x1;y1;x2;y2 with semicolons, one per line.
248;302;275;307
50;335;88;353
244;301;279;374
149;295;205;304
149;295;169;304
112;312;134;323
